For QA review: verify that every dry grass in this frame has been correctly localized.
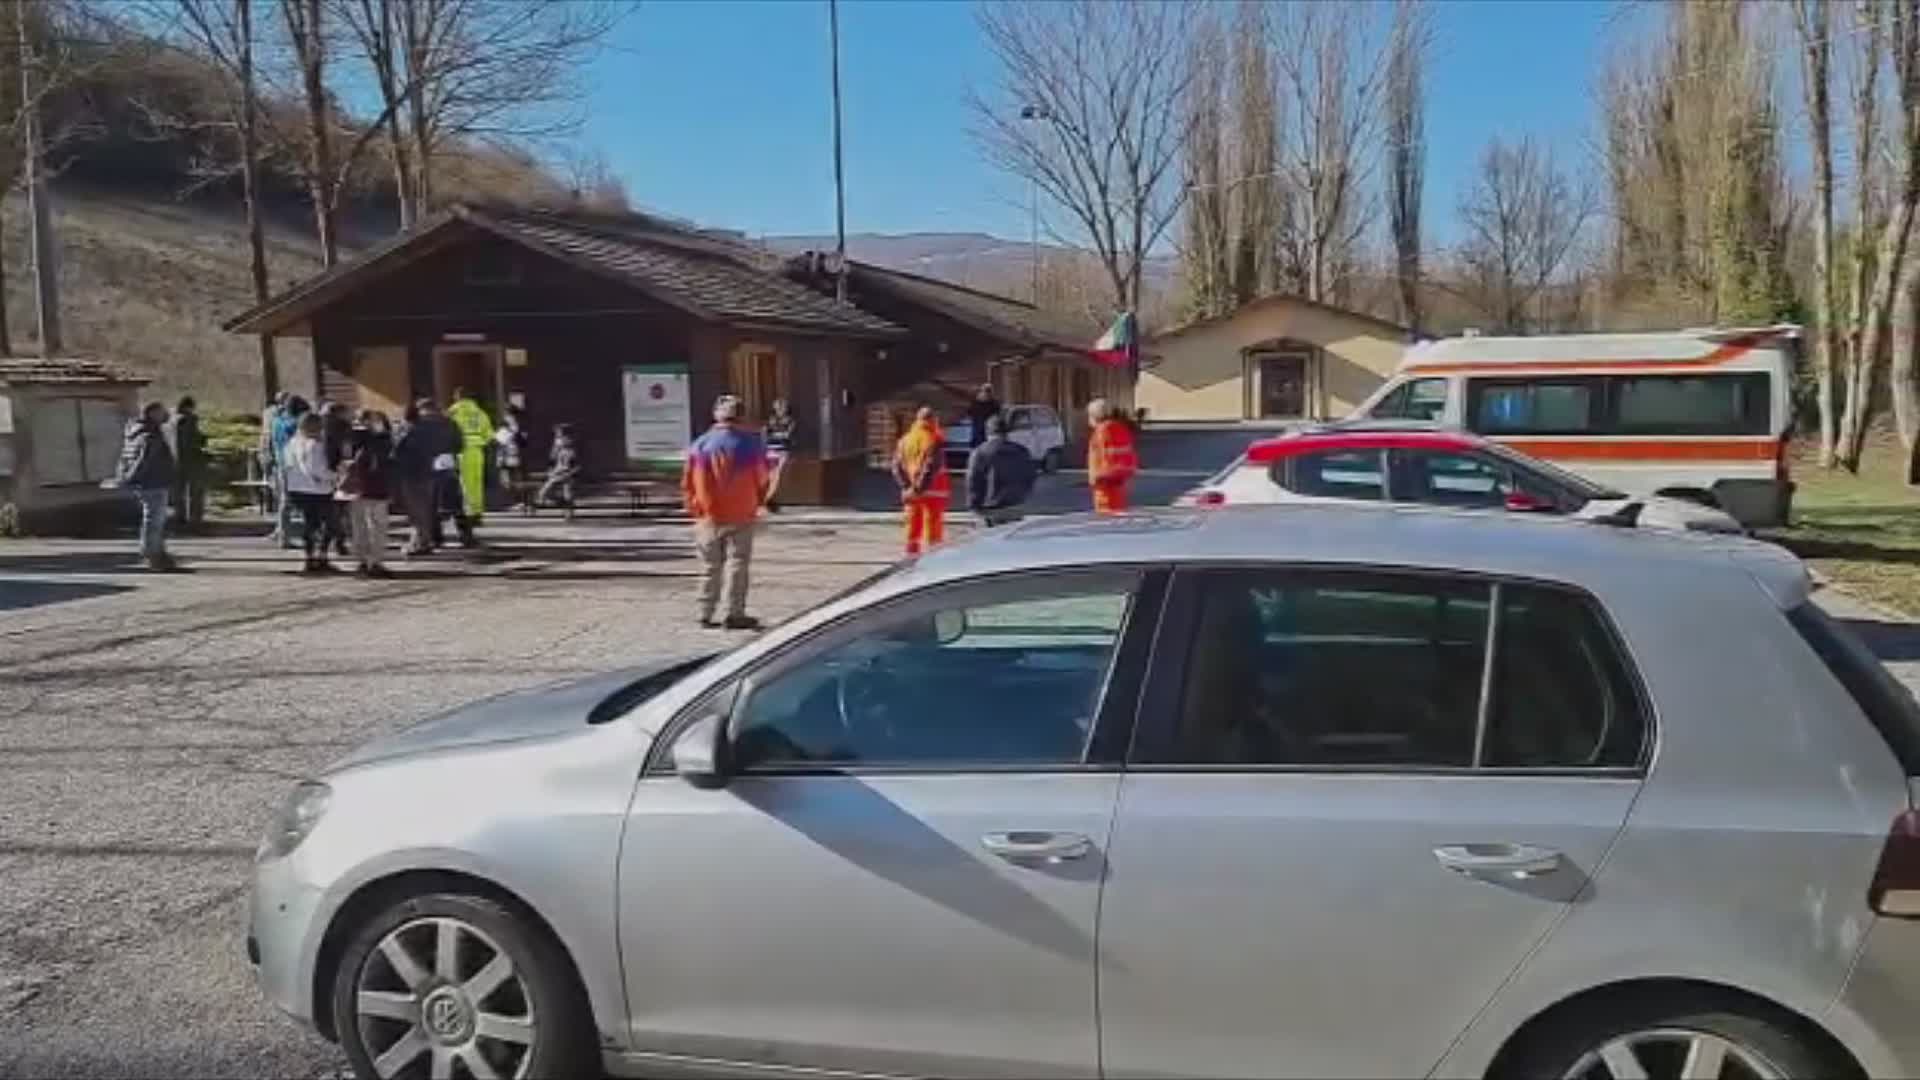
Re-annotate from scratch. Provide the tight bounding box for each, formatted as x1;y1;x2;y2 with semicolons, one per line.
1769;434;1920;616
2;186;325;414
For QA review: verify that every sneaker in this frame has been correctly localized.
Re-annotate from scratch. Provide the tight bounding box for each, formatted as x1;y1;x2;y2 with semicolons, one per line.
313;561;341;575
722;615;763;631
698;618;720;629
366;565;395;580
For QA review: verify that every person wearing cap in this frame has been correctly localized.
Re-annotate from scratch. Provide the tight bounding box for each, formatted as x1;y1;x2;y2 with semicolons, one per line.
682;394;769;630
1086;397;1139;514
965;383;1001;448
891;405;950;555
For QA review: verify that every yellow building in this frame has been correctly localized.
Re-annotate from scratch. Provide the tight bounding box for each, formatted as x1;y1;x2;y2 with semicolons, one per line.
1138;295;1409;422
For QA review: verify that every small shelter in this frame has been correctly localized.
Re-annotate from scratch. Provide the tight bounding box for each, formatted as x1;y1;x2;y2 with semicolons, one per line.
1139;294;1408;422
226;205;905;504
0;358;148;531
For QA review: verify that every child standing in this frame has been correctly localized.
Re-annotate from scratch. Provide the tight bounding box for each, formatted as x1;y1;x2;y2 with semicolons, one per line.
494;405;532;514
537;423;580;520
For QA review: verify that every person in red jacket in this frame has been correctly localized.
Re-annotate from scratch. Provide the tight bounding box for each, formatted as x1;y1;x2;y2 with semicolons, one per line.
1086;398;1139;514
891;406;950;555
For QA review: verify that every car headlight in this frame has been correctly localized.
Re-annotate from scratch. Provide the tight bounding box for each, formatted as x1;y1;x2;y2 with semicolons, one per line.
258;780;331;861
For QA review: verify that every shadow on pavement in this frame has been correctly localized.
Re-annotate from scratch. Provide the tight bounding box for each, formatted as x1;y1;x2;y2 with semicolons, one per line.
0;578;135;610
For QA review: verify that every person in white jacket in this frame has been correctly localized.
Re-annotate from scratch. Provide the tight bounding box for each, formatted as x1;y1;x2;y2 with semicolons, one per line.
281;412;341;573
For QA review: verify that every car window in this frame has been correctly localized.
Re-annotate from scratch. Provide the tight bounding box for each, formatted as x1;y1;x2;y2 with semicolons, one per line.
731;579;1133;769
1373;378;1448;421
1033;407;1057;428
1282;449;1386;500
1483;585;1646;768
1787;603;1920;773
1143;570;1489;767
1008;409;1030;430
1470;379;1599;434
1390;450;1509;509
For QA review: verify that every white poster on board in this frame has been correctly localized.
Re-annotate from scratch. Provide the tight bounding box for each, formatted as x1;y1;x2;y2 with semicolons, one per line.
622;366;690;462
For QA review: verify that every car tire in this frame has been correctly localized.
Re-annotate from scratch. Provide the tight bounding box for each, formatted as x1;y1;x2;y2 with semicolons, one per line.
1499;995;1843;1080
1043;448;1063;474
331;890;596;1080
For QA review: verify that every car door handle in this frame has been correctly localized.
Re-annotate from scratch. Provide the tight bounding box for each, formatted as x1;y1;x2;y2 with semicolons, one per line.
981;830;1092;863
1433;843;1562;880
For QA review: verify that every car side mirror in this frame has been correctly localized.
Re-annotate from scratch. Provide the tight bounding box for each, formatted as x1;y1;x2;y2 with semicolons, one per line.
1504;492;1551;513
671;714;731;789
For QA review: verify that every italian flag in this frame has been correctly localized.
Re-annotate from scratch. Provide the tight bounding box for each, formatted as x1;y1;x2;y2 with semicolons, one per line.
1087;311;1138;369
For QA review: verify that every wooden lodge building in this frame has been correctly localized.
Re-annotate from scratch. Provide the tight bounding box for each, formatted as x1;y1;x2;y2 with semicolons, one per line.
225;205;1123;504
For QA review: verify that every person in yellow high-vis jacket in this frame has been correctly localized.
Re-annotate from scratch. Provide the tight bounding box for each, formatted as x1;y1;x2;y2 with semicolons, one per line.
445;388;494;526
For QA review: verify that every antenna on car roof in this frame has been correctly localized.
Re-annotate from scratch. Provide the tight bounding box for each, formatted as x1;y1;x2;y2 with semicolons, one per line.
1590;500;1645;528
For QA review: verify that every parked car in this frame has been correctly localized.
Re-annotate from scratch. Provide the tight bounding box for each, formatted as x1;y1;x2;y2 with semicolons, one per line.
250;504;1920;1080
944;404;1068;473
1349;324;1799;527
1176;422;1746;534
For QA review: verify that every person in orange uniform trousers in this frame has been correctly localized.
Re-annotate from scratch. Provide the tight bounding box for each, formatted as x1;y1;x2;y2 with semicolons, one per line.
892;406;950;555
1086;397;1139;514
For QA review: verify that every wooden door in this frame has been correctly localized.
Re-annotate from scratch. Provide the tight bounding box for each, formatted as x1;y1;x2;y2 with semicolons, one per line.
353;346;411;418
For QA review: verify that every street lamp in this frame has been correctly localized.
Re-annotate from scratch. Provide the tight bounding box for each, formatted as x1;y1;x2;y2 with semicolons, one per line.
1020;103;1051;304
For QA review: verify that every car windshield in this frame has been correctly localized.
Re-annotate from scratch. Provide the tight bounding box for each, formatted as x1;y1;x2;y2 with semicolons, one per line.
1482;443;1627;501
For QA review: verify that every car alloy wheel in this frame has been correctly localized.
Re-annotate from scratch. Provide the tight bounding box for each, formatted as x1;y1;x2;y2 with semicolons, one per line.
354;915;536;1079
1561;1028;1786;1080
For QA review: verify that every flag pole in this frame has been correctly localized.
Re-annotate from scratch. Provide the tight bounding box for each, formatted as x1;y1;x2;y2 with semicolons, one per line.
829;0;848;306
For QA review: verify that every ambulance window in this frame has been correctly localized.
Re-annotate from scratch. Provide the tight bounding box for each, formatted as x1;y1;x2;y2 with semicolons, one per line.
1611;373;1770;435
1374;378;1448;421
1470;379;1600;435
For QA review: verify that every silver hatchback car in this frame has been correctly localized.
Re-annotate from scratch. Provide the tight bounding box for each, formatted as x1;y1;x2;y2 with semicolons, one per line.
251;504;1920;1080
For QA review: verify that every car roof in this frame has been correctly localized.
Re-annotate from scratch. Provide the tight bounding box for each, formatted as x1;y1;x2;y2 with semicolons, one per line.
1243;426;1484;463
891;502;1810;609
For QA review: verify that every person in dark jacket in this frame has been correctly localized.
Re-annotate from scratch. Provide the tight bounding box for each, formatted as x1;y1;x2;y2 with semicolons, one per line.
168;395;208;533
116;402;178;570
393;399;465;553
342;410;396;577
965;384;1001;448
966;413;1036;527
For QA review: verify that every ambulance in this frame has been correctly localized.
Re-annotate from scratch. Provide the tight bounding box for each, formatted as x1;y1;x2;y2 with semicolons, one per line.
1349;325;1799;527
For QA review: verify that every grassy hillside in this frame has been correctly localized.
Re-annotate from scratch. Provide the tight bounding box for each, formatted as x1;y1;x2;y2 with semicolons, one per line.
2;185;331;413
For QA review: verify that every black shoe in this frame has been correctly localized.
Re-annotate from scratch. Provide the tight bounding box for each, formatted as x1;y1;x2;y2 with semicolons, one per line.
723;615;762;631
313;561;340;574
699;617;720;629
366;565;395;579
299;559;321;574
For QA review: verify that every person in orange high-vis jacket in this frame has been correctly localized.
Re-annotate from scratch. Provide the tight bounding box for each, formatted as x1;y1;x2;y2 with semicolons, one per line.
891;407;950;555
1086;398;1138;514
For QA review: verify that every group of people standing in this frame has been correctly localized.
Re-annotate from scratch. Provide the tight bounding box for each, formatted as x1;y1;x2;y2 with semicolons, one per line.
257;387;579;575
887;389;1140;556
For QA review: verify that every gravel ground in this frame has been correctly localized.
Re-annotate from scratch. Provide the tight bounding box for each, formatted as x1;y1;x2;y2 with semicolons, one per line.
0;511;1915;1079
0;515;901;1078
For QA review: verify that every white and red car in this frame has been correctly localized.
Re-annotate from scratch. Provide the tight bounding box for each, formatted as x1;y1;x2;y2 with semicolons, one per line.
1177;423;1745;534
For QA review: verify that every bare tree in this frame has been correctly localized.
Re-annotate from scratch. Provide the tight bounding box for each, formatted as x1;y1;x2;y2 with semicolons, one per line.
338;0;625;226
1384;0;1427;334
279;0;338;265
146;0;279;393
1177;0;1281;320
1271;3;1388;304
1841;0;1920;471
971;0;1196;315
1792;0;1841;465
1453;136;1594;334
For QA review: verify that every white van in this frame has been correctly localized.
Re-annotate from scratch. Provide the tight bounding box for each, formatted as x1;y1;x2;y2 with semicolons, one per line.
1351;325;1798;526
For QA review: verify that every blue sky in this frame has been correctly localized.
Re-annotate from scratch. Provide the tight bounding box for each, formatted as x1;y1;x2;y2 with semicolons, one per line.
581;0;1627;245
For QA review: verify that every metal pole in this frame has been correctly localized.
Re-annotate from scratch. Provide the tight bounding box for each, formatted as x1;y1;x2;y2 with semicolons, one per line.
19;1;59;356
829;0;848;306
